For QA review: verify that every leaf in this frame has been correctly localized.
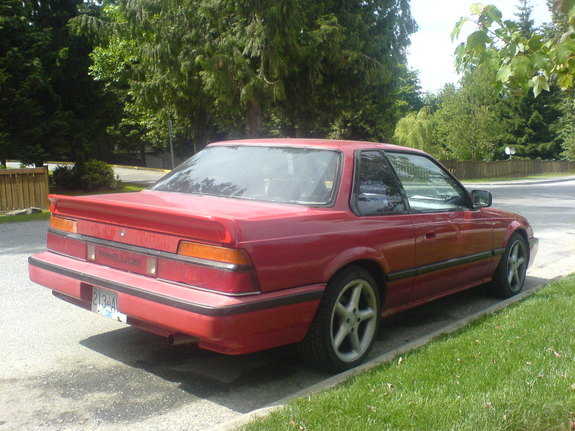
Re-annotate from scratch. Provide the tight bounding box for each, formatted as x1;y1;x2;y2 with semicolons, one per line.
454;42;467;71
503;20;519;33
511;55;533;78
451;17;467;42
528;34;544;51
470;3;485;15
531;52;548;70
467;31;491;53
553;41;572;63
531;75;550;97
484;6;502;25
454;42;466;59
496;65;512;82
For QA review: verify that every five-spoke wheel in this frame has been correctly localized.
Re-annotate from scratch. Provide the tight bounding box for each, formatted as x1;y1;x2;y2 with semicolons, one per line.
491;233;529;298
298;267;380;372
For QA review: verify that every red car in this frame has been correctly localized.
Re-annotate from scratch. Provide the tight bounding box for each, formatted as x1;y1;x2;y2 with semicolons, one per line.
29;139;538;372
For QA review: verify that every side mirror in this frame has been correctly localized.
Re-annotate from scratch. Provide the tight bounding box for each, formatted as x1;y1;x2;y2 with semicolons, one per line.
471;190;492;208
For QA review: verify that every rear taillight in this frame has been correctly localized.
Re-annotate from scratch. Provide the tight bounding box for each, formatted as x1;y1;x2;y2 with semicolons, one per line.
49;215;78;233
45;219;259;295
159;240;259;294
47;216;86;259
177;241;252;266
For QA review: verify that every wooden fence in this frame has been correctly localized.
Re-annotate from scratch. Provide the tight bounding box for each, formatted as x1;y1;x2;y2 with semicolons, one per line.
441;159;575;180
0;167;50;212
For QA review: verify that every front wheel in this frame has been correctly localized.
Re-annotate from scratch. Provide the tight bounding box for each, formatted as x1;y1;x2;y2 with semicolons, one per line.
298;267;380;373
490;233;529;298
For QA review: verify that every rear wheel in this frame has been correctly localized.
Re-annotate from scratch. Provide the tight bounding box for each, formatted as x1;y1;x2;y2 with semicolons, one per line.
298;267;380;373
490;233;528;298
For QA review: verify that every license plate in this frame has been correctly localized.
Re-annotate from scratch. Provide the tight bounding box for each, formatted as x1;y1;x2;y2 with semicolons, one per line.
91;287;127;323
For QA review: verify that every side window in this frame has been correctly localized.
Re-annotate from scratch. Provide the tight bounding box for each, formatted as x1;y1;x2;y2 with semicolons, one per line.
353;151;406;216
386;152;470;213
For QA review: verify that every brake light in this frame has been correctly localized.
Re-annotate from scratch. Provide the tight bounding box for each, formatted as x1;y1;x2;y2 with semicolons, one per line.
172;241;259;294
177;241;252;266
50;216;78;234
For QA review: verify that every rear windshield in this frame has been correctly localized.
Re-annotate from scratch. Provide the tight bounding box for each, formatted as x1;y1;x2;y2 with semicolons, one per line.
151;145;341;205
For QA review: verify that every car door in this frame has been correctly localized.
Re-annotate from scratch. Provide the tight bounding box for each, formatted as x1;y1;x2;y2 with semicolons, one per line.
386;151;494;302
350;150;416;311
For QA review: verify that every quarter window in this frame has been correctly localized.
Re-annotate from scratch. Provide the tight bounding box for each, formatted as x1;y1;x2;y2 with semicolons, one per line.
353;151;406;216
386;152;469;212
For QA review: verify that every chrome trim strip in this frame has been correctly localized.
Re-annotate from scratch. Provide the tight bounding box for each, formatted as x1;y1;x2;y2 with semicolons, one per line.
48;228;248;272
29;256;324;316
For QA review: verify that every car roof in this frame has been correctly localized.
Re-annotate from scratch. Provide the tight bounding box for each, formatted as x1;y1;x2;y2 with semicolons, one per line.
208;138;424;154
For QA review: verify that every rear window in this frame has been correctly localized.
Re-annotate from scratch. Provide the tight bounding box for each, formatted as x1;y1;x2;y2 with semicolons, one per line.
151;145;342;205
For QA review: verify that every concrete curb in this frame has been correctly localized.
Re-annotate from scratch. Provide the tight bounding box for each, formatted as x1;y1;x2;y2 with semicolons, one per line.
463;176;575;187
108;164;170;173
213;276;561;431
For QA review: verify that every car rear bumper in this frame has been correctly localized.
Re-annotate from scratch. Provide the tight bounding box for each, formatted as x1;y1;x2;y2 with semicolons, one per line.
29;252;323;355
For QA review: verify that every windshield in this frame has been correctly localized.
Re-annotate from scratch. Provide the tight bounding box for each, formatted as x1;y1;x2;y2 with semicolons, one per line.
151;145;341;205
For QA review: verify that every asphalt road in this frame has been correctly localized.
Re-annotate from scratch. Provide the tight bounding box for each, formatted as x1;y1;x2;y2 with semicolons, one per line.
1;178;574;431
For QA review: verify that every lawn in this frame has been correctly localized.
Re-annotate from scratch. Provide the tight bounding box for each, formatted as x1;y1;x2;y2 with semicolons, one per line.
0;182;146;223
50;181;147;196
0;211;51;224
242;275;575;431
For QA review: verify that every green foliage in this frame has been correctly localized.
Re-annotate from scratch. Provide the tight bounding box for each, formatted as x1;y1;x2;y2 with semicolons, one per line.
0;0;121;165
432;67;508;161
51;160;116;191
52;165;81;190
558;91;575;159
392;107;435;154
400;2;567;162
453;1;575;97
78;0;418;154
80;160;116;190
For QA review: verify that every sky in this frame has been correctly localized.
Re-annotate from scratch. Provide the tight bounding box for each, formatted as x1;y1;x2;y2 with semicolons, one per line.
407;0;552;93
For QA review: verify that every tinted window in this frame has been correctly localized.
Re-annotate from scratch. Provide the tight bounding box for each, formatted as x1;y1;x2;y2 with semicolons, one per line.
387;152;469;212
354;151;406;216
152;146;341;205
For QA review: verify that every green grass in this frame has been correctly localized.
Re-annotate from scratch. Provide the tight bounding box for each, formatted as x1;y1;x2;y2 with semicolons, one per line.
1;182;146;223
50;181;147;196
243;275;575;431
0;211;50;224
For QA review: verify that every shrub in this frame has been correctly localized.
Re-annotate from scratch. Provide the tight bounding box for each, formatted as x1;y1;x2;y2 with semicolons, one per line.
51;165;80;189
51;160;116;191
80;160;116;190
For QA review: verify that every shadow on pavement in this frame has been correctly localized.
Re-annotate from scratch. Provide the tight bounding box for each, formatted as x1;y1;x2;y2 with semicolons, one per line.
79;275;550;413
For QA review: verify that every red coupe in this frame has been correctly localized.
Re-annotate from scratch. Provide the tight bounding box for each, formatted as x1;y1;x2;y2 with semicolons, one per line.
29;139;538;372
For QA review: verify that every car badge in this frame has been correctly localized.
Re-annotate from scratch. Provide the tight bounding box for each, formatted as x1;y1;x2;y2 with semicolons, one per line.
120;229;126;237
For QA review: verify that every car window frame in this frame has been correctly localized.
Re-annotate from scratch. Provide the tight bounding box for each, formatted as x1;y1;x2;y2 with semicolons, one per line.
383;150;474;213
350;149;410;217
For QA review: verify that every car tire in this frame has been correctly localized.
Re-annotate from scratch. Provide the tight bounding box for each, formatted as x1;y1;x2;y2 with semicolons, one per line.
298;266;380;373
490;233;529;298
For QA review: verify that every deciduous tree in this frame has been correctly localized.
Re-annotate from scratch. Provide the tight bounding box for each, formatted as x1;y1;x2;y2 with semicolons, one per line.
453;0;575;96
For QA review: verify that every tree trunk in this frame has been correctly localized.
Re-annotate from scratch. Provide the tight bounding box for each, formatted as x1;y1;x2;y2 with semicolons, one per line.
246;99;262;138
